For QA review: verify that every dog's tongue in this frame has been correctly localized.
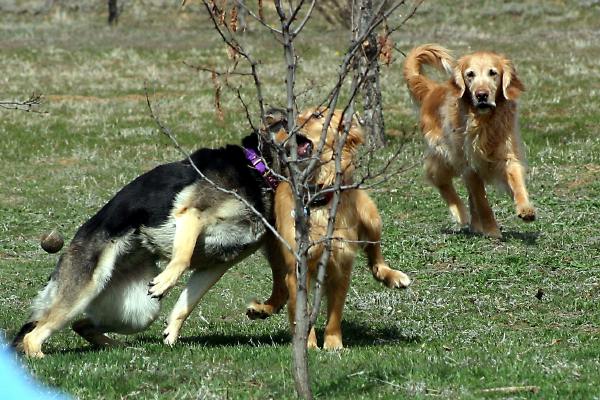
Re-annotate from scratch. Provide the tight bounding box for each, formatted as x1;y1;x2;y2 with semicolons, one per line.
297;142;311;157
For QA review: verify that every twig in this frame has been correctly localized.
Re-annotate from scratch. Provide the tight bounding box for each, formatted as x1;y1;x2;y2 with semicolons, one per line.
236;0;283;34
202;0;267;123
183;61;254;77
0;93;46;113
479;386;540;394
292;0;316;37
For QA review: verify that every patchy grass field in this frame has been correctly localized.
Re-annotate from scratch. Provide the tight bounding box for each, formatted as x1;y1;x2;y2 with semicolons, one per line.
1;1;600;399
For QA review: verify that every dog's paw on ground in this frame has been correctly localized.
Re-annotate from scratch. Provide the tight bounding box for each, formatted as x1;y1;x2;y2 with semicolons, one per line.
162;327;179;346
480;223;502;239
517;204;536;222
374;265;411;289
246;301;273;320
323;335;343;351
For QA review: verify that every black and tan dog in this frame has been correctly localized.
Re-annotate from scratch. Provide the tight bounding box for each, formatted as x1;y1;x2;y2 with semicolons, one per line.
12;110;306;358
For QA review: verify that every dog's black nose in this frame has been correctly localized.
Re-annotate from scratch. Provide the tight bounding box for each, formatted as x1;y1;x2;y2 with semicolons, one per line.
475;91;489;102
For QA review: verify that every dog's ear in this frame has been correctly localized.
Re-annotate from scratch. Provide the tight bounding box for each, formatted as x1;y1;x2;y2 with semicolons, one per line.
501;59;525;100
264;107;287;129
451;60;466;98
338;115;364;149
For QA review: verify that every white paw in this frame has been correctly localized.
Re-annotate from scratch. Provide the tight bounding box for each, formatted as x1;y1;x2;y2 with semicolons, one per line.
162;327;179;346
148;271;178;298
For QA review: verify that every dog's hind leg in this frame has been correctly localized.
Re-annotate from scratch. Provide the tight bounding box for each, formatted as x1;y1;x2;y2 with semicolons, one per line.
424;155;469;226
246;233;289;320
18;240;121;357
162;266;228;346
148;207;205;298
463;169;501;238
354;190;411;289
72;318;123;348
323;263;351;350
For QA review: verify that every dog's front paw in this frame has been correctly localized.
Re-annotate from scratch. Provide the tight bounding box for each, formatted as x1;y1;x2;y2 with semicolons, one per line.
373;265;411;289
483;227;502;239
478;220;502;239
246;300;274;320
148;271;178;298
162;326;179;346
517;204;536;222
323;334;343;351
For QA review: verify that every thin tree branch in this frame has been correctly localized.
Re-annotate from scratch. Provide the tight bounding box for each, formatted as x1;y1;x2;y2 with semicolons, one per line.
236;0;283;34
0;93;46;113
292;0;317;37
183;61;254;77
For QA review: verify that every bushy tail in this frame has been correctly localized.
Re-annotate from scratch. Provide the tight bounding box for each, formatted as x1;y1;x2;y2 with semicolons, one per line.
403;44;454;104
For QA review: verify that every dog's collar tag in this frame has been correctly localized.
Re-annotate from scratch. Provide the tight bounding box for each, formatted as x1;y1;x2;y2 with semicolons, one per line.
243;147;279;190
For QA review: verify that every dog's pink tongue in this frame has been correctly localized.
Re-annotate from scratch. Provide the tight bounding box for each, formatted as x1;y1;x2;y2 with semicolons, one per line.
298;142;311;157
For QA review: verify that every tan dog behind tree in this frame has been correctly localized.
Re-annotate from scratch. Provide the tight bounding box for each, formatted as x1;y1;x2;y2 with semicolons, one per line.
247;108;411;350
403;44;535;238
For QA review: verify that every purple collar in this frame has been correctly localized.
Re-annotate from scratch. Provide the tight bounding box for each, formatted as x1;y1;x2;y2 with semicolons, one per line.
243;147;279;190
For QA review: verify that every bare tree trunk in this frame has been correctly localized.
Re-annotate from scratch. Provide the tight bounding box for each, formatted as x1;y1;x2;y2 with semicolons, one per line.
275;2;313;396
108;0;119;25
292;235;312;400
356;0;386;148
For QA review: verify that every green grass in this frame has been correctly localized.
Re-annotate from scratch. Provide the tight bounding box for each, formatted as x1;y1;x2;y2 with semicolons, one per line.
2;1;600;399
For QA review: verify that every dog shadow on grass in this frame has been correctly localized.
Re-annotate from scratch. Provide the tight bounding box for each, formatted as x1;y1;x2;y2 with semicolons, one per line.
41;330;291;356
336;320;421;348
38;318;420;355
39;321;421;355
176;329;291;347
441;227;540;245
137;320;420;349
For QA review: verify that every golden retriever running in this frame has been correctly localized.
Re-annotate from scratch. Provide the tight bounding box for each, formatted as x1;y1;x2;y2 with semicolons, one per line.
403;44;535;238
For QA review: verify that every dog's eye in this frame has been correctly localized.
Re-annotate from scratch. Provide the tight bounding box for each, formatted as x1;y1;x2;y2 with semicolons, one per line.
489;69;498;76
465;71;475;79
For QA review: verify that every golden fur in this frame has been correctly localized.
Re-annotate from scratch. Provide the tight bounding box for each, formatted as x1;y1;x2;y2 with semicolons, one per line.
403;44;535;238
248;109;411;349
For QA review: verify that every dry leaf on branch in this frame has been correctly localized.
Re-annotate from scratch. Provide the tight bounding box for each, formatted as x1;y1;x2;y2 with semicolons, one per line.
378;35;394;66
230;5;238;32
258;0;264;21
211;70;225;121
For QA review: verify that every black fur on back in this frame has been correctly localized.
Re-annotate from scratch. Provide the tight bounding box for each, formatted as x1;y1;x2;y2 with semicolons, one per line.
75;133;271;241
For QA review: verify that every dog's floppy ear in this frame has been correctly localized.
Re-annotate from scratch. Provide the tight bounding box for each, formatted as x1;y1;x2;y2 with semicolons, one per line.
264;107;287;128
262;107;288;144
338;114;364;149
451;60;466;98
501;59;525;100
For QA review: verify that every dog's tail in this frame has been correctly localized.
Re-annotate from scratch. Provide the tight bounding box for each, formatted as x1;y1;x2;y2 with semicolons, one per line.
403;44;454;104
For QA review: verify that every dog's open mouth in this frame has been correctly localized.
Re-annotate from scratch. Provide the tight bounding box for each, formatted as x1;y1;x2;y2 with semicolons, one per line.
296;134;313;159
